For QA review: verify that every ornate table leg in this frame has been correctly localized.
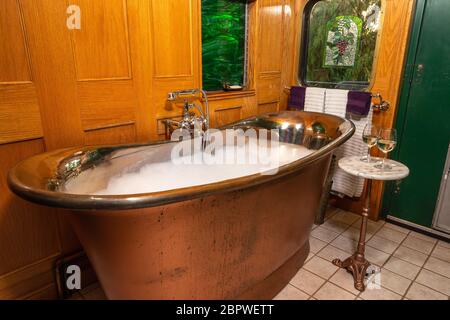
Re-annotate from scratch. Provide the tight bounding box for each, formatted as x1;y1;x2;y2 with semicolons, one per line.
332;179;372;291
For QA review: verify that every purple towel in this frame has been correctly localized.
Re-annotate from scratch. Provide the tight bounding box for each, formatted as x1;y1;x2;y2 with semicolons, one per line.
347;91;372;116
288;86;306;110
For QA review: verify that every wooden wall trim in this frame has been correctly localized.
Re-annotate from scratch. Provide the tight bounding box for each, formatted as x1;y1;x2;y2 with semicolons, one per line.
0;254;59;300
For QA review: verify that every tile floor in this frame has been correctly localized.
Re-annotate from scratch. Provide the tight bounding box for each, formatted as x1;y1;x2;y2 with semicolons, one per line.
275;207;450;300
71;207;450;300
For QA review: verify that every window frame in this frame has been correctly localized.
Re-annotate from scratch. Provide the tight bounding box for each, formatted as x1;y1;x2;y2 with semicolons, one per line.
298;0;384;92
200;0;251;93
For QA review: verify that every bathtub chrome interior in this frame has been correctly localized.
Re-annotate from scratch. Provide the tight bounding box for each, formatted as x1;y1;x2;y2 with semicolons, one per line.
8;111;354;211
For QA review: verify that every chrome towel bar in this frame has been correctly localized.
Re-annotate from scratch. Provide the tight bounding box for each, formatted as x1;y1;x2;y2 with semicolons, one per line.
284;86;390;112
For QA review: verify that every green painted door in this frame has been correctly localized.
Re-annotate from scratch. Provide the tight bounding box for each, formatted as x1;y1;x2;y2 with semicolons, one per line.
383;0;450;227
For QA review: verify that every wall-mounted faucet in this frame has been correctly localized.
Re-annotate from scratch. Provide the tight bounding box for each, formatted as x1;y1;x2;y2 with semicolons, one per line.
164;89;210;141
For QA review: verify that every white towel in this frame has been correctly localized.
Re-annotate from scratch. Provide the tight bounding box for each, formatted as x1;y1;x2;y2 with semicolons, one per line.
324;89;348;118
332;109;374;197
304;87;326;113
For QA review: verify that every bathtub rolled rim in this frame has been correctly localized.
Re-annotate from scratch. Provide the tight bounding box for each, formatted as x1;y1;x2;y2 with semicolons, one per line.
7;111;355;212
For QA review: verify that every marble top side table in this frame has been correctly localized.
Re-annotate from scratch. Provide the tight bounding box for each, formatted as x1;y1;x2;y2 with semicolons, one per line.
332;156;409;291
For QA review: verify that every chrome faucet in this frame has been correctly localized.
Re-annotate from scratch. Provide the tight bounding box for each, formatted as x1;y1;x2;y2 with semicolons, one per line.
164;89;210;140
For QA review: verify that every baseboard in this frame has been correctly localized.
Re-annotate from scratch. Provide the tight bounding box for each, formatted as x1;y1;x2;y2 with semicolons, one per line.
386;215;450;242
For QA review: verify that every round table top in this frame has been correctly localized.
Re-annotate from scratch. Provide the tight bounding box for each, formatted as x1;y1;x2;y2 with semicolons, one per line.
338;156;410;181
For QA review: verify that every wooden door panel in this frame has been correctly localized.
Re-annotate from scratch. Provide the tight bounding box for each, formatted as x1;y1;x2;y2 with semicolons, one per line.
151;0;194;77
0;0;31;83
70;0;132;81
0;84;43;144
78;80;137;130
258;0;284;74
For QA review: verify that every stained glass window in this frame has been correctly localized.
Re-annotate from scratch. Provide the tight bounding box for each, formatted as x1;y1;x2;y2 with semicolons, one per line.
299;0;382;90
201;0;248;91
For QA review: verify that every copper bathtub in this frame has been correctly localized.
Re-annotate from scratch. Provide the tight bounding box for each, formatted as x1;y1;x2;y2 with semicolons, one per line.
8;111;354;300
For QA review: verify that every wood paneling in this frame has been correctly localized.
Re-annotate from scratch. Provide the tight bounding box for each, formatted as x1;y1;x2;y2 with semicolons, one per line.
258;0;284;73
0;0;31;83
256;0;287;112
257;75;282;104
0;140;60;275
0;255;58;300
258;102;279;114
214;107;242;128
20;0;84;150
0;84;43;144
70;0;132;81
78;80;137;130
84;124;137;146
151;0;194;77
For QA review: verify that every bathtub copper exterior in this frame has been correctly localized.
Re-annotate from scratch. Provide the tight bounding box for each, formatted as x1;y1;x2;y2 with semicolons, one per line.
8;111;354;300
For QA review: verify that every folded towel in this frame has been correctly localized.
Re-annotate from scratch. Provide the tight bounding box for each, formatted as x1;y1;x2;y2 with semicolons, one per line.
288;86;306;110
347;91;372;116
332;109;374;197
324;89;348;118
304;87;326;113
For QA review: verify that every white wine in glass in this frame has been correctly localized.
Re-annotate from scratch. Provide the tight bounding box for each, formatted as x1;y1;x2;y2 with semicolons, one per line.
361;123;380;163
375;128;397;170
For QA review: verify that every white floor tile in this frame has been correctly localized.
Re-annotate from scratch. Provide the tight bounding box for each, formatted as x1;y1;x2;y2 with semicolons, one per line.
303;256;339;280
289;269;325;295
313;282;355;300
415;269;450;296
393;246;428;267
273;284;309;300
384;257;421;280
406;282;448;300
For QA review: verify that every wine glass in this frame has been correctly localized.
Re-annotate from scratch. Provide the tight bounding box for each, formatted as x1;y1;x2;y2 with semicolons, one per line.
361;123;380;163
375;128;397;170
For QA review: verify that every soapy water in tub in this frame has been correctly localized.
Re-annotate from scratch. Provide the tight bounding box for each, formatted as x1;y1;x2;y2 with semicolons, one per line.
68;139;314;195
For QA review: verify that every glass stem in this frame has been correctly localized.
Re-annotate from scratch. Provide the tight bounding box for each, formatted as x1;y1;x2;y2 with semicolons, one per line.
367;147;371;163
382;154;386;169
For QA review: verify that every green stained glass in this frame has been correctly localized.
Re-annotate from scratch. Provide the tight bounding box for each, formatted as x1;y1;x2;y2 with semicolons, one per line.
324;16;362;67
201;0;247;91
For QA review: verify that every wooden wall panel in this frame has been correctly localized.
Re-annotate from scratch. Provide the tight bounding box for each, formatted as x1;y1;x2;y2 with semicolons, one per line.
0;84;43;144
70;0;132;81
0;255;58;300
150;0;201;139
258;102;279;114
0;140;60;275
78;80;137;130
151;0;194;77
257;0;284;74
257;76;282;104
20;0;84;150
256;0;286;110
84;124;137;146
0;0;31;83
209;92;258;128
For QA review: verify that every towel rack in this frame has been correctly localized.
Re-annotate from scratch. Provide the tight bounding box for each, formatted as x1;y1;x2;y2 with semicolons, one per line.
371;93;390;112
284;86;390;112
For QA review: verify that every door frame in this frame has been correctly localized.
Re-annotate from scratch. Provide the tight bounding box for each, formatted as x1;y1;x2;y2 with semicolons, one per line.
380;0;426;218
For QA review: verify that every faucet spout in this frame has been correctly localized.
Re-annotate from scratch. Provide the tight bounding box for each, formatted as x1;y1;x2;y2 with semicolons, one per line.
165;89;210;147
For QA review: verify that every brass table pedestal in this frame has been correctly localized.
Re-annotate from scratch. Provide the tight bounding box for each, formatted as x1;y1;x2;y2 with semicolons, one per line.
332;180;372;292
332;156;410;292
